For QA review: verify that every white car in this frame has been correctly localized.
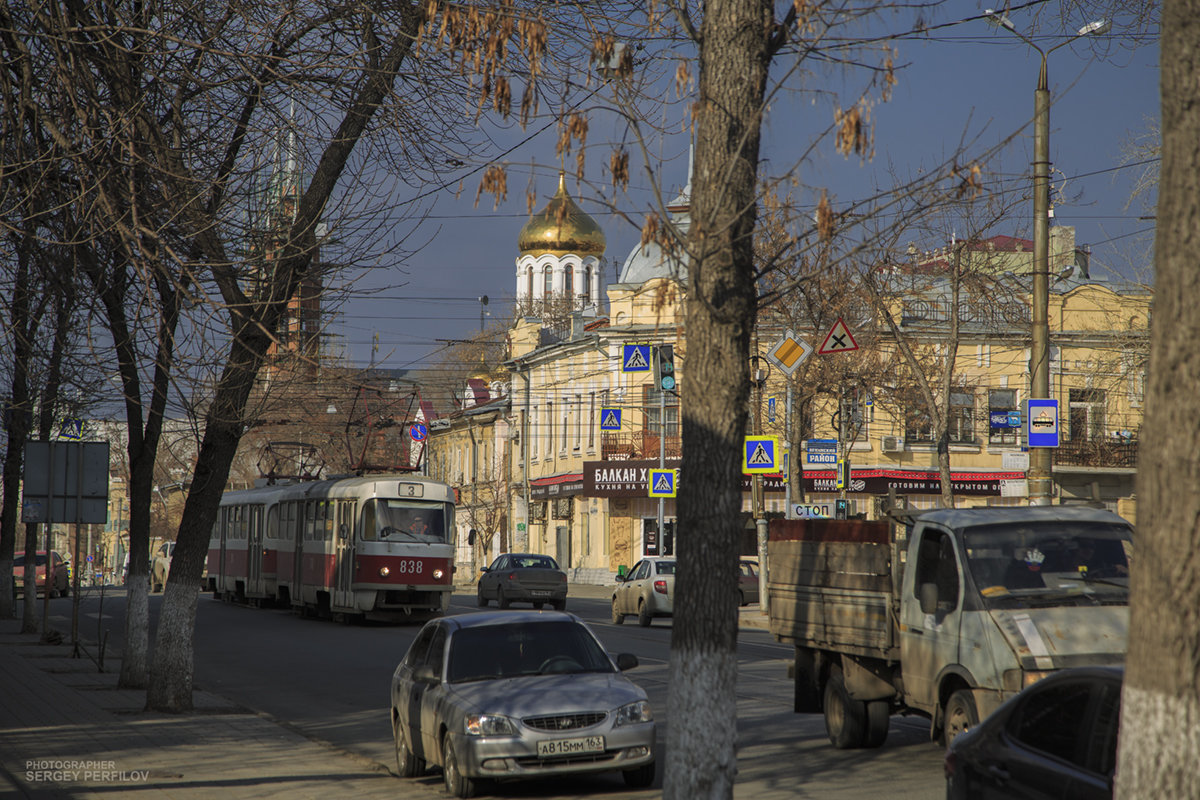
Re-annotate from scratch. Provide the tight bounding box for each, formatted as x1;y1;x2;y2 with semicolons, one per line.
611;557;676;627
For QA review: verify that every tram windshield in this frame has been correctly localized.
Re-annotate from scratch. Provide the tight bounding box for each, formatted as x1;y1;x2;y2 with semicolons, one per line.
361;499;449;543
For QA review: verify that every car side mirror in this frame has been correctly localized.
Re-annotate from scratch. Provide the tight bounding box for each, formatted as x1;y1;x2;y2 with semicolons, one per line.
414;664;440;684
919;582;939;615
479;567;489;573
614;574;626;583
615;653;638;671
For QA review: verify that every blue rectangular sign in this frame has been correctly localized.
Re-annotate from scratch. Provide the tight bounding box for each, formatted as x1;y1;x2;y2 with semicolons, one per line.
807;439;837;451
1027;399;1060;447
807;452;838;464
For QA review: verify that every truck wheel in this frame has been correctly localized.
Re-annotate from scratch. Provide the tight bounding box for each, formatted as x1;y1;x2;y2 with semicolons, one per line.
943;690;979;746
863;699;890;748
823;665;867;749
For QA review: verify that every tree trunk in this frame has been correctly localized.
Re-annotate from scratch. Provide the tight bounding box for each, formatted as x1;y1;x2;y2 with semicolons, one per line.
1115;1;1200;795
667;2;770;799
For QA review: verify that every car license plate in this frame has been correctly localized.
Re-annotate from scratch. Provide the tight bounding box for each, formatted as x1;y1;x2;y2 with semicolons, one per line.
537;736;605;758
531;590;550;596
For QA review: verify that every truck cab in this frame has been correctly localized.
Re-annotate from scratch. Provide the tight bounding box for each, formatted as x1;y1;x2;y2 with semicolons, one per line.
899;507;1132;740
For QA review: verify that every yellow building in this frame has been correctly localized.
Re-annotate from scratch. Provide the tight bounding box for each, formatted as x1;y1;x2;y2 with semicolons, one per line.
756;229;1150;523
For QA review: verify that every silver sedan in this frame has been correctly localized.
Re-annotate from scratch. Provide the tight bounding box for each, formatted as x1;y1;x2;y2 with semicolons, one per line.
390;611;656;797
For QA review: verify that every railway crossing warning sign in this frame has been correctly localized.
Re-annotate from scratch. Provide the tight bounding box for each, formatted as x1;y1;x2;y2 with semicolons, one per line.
648;469;678;498
818;318;858;354
743;436;779;474
622;344;652;372
600;408;622;430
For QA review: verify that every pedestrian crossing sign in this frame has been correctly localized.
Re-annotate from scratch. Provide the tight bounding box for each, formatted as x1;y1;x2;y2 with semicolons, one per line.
743;436;779;474
622;344;652;372
649;469;677;498
600;408;622;431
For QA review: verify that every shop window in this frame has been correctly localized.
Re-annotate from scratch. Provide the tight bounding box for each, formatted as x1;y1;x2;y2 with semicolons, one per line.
989;389;1019;446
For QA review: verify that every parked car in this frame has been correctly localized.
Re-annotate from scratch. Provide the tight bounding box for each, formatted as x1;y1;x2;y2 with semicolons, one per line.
611;557;675;627
477;553;568;610
738;559;759;606
390;610;656;798
13;551;70;598
945;666;1123;800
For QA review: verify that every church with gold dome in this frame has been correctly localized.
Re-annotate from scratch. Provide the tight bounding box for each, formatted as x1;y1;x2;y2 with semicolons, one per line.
500;167;717;582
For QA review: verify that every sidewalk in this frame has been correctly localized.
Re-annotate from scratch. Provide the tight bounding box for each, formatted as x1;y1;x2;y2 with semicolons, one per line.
0;621;405;800
0;585;769;799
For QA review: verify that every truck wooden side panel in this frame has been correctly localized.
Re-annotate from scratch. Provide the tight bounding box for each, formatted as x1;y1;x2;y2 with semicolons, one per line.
767;519;900;660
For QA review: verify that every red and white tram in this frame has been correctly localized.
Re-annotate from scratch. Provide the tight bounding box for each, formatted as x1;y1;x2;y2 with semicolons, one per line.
205;475;456;621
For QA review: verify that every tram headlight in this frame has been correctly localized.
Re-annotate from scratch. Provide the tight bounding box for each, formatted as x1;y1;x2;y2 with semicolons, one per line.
378;566;390;578
432;568;445;580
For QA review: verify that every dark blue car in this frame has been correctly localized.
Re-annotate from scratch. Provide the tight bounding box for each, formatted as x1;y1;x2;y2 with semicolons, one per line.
945;666;1123;800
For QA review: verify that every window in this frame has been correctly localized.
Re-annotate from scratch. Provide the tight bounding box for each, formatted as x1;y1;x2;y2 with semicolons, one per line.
564;265;574;297
574;393;582;450
1069;388;1106;442
989;389;1019;446
914;530;959;616
543;265;553;298
526;267;533;300
546;400;554;457
643;385;679;436
1009;681;1094;767
587;392;596;449
583;265;592;303
906;390;975;444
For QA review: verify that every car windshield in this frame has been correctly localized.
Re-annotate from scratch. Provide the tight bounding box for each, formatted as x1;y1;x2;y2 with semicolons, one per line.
446;620;615;683
654;561;676;575
963;521;1132;609
513;555;558;569
13;554;47;567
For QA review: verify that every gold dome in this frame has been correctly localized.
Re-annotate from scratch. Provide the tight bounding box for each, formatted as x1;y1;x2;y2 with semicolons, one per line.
517;172;606;256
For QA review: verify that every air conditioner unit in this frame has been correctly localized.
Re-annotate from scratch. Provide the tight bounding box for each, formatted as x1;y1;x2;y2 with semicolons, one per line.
881;435;905;453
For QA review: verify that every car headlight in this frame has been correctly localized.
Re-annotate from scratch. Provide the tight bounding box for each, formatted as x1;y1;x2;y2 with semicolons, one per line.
465;714;517;736
614;700;653;727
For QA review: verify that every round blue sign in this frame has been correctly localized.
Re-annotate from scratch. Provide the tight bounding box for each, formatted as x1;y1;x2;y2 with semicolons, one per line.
409;423;428;441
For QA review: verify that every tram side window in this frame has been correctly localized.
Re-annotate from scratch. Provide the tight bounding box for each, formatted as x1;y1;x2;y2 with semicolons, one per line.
305;502;317;541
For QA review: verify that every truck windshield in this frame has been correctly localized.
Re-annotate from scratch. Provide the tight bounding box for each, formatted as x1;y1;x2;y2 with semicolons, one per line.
962;521;1132;608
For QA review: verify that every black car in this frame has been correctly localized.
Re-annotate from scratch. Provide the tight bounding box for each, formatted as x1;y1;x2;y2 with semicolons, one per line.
945;666;1123;800
477;553;567;610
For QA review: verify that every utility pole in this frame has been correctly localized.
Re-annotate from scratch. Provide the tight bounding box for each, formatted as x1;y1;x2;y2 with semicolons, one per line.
984;11;1113;503
752;332;769;612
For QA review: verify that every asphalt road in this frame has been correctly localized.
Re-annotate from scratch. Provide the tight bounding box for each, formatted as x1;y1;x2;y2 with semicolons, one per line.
54;585;947;799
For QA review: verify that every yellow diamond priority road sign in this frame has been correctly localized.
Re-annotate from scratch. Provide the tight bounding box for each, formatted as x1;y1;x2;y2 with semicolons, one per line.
766;330;813;376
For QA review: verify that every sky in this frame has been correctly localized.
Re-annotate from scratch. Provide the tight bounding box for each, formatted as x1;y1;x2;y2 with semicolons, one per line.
329;3;1160;382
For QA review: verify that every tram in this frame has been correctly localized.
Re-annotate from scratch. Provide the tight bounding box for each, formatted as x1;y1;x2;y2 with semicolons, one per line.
205;474;456;621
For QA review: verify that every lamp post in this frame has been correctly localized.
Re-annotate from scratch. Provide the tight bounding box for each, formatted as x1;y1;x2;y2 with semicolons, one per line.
985;11;1110;505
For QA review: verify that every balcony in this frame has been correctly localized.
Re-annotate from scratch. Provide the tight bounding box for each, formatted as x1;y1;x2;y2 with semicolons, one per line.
601;431;681;461
1054;436;1139;469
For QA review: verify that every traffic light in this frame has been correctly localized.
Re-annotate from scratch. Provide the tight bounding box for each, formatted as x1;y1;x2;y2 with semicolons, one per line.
654;344;676;392
835;499;848;520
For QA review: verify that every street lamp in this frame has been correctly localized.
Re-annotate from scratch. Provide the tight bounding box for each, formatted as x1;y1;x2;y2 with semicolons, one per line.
985;11;1110;505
